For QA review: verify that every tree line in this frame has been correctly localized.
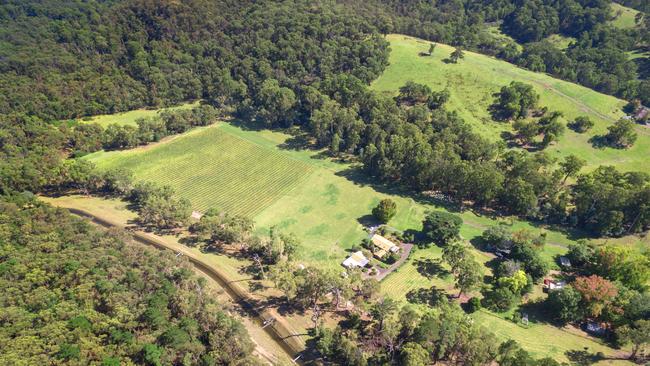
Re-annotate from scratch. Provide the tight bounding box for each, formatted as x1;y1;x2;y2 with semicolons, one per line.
67;104;220;156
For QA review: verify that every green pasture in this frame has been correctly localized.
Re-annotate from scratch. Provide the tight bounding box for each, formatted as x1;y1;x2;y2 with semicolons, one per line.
609;3;641;29
372;35;650;173
85;121;580;270
77;100;200;127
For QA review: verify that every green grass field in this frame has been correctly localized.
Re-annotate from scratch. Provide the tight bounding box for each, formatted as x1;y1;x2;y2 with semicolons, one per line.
609;3;641;29
76;101;200;127
372;35;650;174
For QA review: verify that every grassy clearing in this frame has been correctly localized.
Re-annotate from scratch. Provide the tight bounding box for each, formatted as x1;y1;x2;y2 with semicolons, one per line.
609;3;641;29
486;26;522;51
544;34;576;50
472;311;629;364
372;35;650;173
75;101;200;127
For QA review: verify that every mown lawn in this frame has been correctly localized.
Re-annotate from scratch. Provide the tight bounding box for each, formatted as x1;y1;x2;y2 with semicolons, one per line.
372;35;650;174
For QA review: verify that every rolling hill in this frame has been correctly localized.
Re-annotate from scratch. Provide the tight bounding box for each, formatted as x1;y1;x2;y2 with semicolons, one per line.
372;35;649;174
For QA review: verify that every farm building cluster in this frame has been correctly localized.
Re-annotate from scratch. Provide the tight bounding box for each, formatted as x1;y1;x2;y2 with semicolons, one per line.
341;233;408;281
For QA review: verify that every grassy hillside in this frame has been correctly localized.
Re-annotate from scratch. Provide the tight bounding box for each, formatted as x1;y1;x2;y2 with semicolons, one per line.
610;3;642;29
76;101;200;127
372;35;650;173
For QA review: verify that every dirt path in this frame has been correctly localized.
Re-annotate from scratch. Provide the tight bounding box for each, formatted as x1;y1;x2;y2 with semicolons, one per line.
64;207;304;364
370;243;414;281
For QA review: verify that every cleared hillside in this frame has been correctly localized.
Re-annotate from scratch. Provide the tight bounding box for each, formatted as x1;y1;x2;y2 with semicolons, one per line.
372;35;649;173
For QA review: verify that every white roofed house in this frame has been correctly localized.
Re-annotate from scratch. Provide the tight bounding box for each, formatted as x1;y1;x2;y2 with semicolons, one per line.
342;251;369;269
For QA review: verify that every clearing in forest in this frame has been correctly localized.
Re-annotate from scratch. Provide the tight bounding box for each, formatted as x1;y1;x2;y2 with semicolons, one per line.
372;35;650;174
609;3;642;29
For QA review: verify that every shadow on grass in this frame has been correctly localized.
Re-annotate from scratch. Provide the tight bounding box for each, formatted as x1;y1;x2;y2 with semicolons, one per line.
357;214;380;228
334;166;462;214
406;286;447;307
588;134;610;149
414;258;450;279
565;349;605;366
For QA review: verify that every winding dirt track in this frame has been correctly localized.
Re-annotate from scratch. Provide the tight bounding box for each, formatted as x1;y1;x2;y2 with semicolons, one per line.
65;207;305;365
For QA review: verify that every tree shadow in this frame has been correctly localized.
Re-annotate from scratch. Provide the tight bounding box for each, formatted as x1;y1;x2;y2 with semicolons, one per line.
228;116;269;132
414;258;450;279
588;135;610;149
517;298;554;326
469;236;488;251
565;350;605;366
334;166;463;214
406;286;447;307
488;101;512;122
278;133;319;151
357;214;379;228
178;235;201;248
482;257;502;273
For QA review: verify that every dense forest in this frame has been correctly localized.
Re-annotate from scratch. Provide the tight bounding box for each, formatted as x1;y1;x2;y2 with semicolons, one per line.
0;0;388;120
0;194;257;365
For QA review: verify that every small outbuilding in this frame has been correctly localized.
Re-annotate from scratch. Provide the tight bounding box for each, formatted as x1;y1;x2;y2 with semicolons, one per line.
559;256;571;268
584;322;606;336
370;234;399;259
543;279;566;291
342;251;369;269
635;106;649;122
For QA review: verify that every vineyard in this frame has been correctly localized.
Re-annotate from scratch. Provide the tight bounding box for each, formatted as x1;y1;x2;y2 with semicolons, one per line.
87;125;314;217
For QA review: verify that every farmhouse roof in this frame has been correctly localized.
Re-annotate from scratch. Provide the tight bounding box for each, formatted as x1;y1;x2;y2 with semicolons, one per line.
543;279;566;290
342;251;369;269
370;234;399;253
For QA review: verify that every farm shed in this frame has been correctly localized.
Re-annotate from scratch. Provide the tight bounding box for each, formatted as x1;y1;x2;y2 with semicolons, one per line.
543;279;566;291
342;251;369;269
